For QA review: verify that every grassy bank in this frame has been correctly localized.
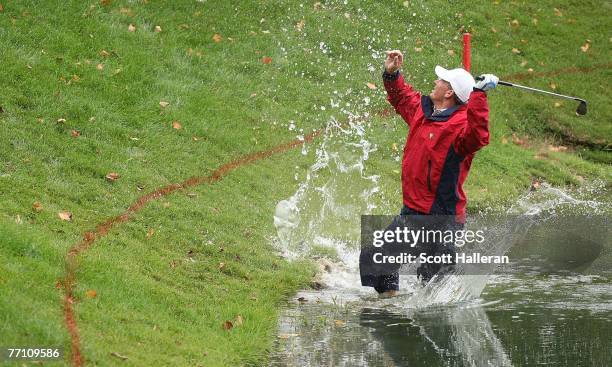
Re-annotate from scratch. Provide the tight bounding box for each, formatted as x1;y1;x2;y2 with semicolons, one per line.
0;0;610;366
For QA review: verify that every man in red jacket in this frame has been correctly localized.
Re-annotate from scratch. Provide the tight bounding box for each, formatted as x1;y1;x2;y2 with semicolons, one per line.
360;50;498;296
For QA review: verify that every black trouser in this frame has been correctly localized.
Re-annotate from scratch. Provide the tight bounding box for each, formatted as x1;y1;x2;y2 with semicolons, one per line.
359;206;462;293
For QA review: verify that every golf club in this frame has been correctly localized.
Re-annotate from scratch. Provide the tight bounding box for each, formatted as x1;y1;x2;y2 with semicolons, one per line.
497;80;588;116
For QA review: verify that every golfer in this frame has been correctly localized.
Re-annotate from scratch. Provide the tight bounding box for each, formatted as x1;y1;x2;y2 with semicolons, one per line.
360;50;498;297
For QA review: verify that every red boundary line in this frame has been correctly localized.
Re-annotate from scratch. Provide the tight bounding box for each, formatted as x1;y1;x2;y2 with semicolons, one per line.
61;61;612;366
62;130;321;366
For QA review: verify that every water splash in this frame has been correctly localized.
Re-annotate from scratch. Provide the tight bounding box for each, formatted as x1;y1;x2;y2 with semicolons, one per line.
274;120;608;306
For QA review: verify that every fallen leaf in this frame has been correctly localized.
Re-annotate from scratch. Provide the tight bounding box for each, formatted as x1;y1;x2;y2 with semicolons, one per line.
261;56;272;64
100;0;111;6
218;262;225;270
366;82;377;90
15;215;22;224
414;47;422;52
222;320;233;330
403;1;409;7
57;118;66;123
511;133;525;146
163;202;170;208
234;315;244;326
170;260;179;268
334;320;346;327
159;101;170;108
580;41;590;52
527;68;534;73
32;202;43;212
0;4;4;12
119;7;133;16
548;144;568;152
554;102;562;108
531;180;541;190
110;352;128;360
154;25;162;33
511;19;519;27
511;48;521;54
313;2;322;11
55;280;62;289
501;137;508;144
96;63;104;71
85;289;97;298
490;27;497;33
172;120;182;129
106;172;120;182
192;136;199;141
554;8;562;16
99;49;110;57
146;228;155;238
520;60;528;67
128;24;136;32
71;130;81;137
58;211;73;221
447;49;455;56
391;143;398;152
549;82;557;90
212;33;222;43
295;20;305;32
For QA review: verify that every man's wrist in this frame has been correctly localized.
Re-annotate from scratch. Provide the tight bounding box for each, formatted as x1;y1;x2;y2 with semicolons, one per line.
383;69;400;81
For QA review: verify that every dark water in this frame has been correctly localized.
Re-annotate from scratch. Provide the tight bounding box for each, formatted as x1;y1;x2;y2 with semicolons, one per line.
270;271;612;366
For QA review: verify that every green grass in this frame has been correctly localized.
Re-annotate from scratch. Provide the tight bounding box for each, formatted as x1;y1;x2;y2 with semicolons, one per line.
0;0;610;366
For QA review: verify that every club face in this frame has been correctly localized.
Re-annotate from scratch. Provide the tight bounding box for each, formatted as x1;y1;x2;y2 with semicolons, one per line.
576;101;587;116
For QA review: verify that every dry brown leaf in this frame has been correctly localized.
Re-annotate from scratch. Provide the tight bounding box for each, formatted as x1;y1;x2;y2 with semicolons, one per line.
295;20;305;32
490;27;497;33
15;215;22;224
234;315;244;326
172;120;182;129
501;137;508;145
57;118;66;123
58;211;72;221
32;202;43;212
554;8;562;16
154;25;162;33
71;130;81;137
128;24;136;32
511;19;519;27
99;49;110;57
262;56;273;64
192;136;199;141
511;133;525;146
366;82;377;90
548;144;568;152
222;320;233;330
391;143;398;152
159;101;170;108
146;228;155;238
100;0;111;7
212;33;222;43
549;82;557;90
106;172;120;182
554;102;562;108
110;352;128;360
96;63;104;71
520;60;528;67
511;48;521;54
119;7;133;16
218;262;225;270
580;41;590;52
334;320;346;326
0;4;4;12
447;49;455;56
527;68;534;73
313;2;322;11
531;180;541;190
414;47;422;52
85;289;97;298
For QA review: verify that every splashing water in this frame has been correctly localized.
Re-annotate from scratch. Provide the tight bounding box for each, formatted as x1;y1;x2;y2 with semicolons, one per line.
274;119;608;307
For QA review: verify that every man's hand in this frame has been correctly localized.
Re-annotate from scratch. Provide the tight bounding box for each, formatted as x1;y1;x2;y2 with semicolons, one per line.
384;50;403;73
474;74;499;91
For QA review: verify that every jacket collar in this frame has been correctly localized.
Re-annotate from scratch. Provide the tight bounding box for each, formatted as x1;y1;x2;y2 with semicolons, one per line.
421;96;461;122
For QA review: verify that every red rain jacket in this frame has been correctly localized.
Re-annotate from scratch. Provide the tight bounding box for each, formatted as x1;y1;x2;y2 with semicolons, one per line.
383;72;490;222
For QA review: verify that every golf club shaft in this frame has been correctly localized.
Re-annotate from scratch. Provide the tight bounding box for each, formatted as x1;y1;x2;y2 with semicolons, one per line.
498;81;585;103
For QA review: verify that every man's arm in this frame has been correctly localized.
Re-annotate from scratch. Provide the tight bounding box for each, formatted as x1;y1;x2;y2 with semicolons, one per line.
455;90;490;156
455;75;498;156
383;50;422;128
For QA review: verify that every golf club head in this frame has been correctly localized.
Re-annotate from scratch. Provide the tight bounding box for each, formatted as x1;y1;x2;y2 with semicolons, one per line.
576;100;587;116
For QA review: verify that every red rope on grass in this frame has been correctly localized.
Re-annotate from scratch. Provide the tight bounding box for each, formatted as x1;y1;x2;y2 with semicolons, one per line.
61;130;321;366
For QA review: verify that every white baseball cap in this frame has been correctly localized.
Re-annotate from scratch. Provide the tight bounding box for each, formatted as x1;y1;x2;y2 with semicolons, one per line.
434;65;475;103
